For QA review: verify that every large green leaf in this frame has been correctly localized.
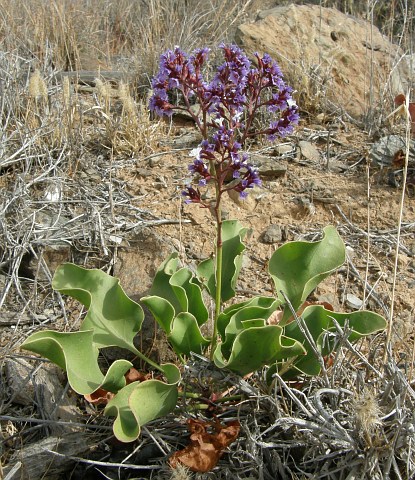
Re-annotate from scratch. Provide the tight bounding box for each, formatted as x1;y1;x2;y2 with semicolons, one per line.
21;330;132;394
170;267;208;325
148;252;182;314
268;226;345;324
280;305;387;378
216;296;280;340
168;312;210;356
219;300;281;358
197;219;248;302
141;295;175;333
105;363;180;442
141;296;210;357
52;263;144;352
145;252;208;326
212;297;304;376
214;326;305;376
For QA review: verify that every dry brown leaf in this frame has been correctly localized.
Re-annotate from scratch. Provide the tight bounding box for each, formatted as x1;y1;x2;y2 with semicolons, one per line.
84;388;115;405
85;368;150;406
125;367;151;384
169;418;240;473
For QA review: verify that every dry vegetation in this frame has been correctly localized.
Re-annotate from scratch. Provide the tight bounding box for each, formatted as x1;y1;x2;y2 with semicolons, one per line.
1;1;415;479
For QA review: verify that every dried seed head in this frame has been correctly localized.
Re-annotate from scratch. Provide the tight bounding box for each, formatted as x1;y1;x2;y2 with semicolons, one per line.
28;69;48;100
353;388;382;436
169;463;191;480
119;82;136;118
95;78;110;101
62;76;71;107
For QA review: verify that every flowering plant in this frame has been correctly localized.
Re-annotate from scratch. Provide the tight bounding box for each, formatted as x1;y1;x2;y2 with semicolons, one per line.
21;45;386;444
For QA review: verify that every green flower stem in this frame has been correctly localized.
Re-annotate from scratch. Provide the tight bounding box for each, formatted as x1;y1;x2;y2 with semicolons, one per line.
132;347;164;373
211;227;222;359
210;169;223;360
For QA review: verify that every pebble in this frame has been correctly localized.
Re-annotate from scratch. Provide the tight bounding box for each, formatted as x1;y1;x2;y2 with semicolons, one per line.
261;224;283;244
298;140;321;162
345;293;363;310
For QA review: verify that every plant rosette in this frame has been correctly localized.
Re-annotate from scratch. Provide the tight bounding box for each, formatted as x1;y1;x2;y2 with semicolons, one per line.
21;45;386;445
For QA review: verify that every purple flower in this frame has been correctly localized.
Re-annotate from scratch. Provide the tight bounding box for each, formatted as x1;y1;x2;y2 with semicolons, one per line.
267;105;300;140
255;52;284;88
150;44;299;200
182;186;202;204
233;164;262;197
149;88;174;117
190;47;210;68
199;140;216;161
188;159;212;185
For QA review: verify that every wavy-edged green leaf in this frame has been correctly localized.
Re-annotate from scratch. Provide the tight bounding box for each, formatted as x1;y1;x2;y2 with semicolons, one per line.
168;312;210;356
141;295;175;334
170;267;208;325
214;326;305;376
281;305;387;378
197;219;248;302
141;297;210;357
219;300;281;358
268;226;345;324
105;363;180;442
52;263;144;352
21;330;132;394
216;296;280;340
148;252;182;314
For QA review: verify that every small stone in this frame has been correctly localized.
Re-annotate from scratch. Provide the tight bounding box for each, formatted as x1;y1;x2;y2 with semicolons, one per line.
346;293;363;310
261;224;283;244
5;358;35;406
171;131;203;148
345;245;355;260
274;143;295;156
251;154;287;178
370;135;415;167
299;140;321;162
136;167;152;177
148;157;161;168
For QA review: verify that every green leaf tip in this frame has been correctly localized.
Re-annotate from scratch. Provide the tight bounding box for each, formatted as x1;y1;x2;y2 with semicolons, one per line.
197;219;248;302
105;363;180;442
52;263;144;352
21;330;132;394
269;226;345;323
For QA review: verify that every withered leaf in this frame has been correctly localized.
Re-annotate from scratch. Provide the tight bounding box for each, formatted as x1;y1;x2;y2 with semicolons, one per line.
85;368;150;406
170;418;240;473
84;388;115;405
125;367;151;384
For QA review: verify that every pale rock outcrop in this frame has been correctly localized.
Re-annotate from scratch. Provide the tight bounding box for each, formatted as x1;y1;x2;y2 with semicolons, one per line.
235;5;409;118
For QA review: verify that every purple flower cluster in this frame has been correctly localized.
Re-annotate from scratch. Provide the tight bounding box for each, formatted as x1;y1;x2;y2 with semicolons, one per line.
149;44;299;203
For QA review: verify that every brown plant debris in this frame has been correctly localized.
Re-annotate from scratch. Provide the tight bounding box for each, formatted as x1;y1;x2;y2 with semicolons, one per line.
169;418;240;473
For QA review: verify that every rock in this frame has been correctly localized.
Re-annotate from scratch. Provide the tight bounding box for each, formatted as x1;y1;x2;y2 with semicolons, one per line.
346;293;363;310
261;224;283;244
19;244;71;281
298;140;321;162
390;53;415;98
251;154;287;178
4;357;36;406
370;134;415;167
227;187;257;210
235;5;405;118
274;142;296;157
171;130;203;148
3;433;90;480
113;227;175;298
4;359;81;434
